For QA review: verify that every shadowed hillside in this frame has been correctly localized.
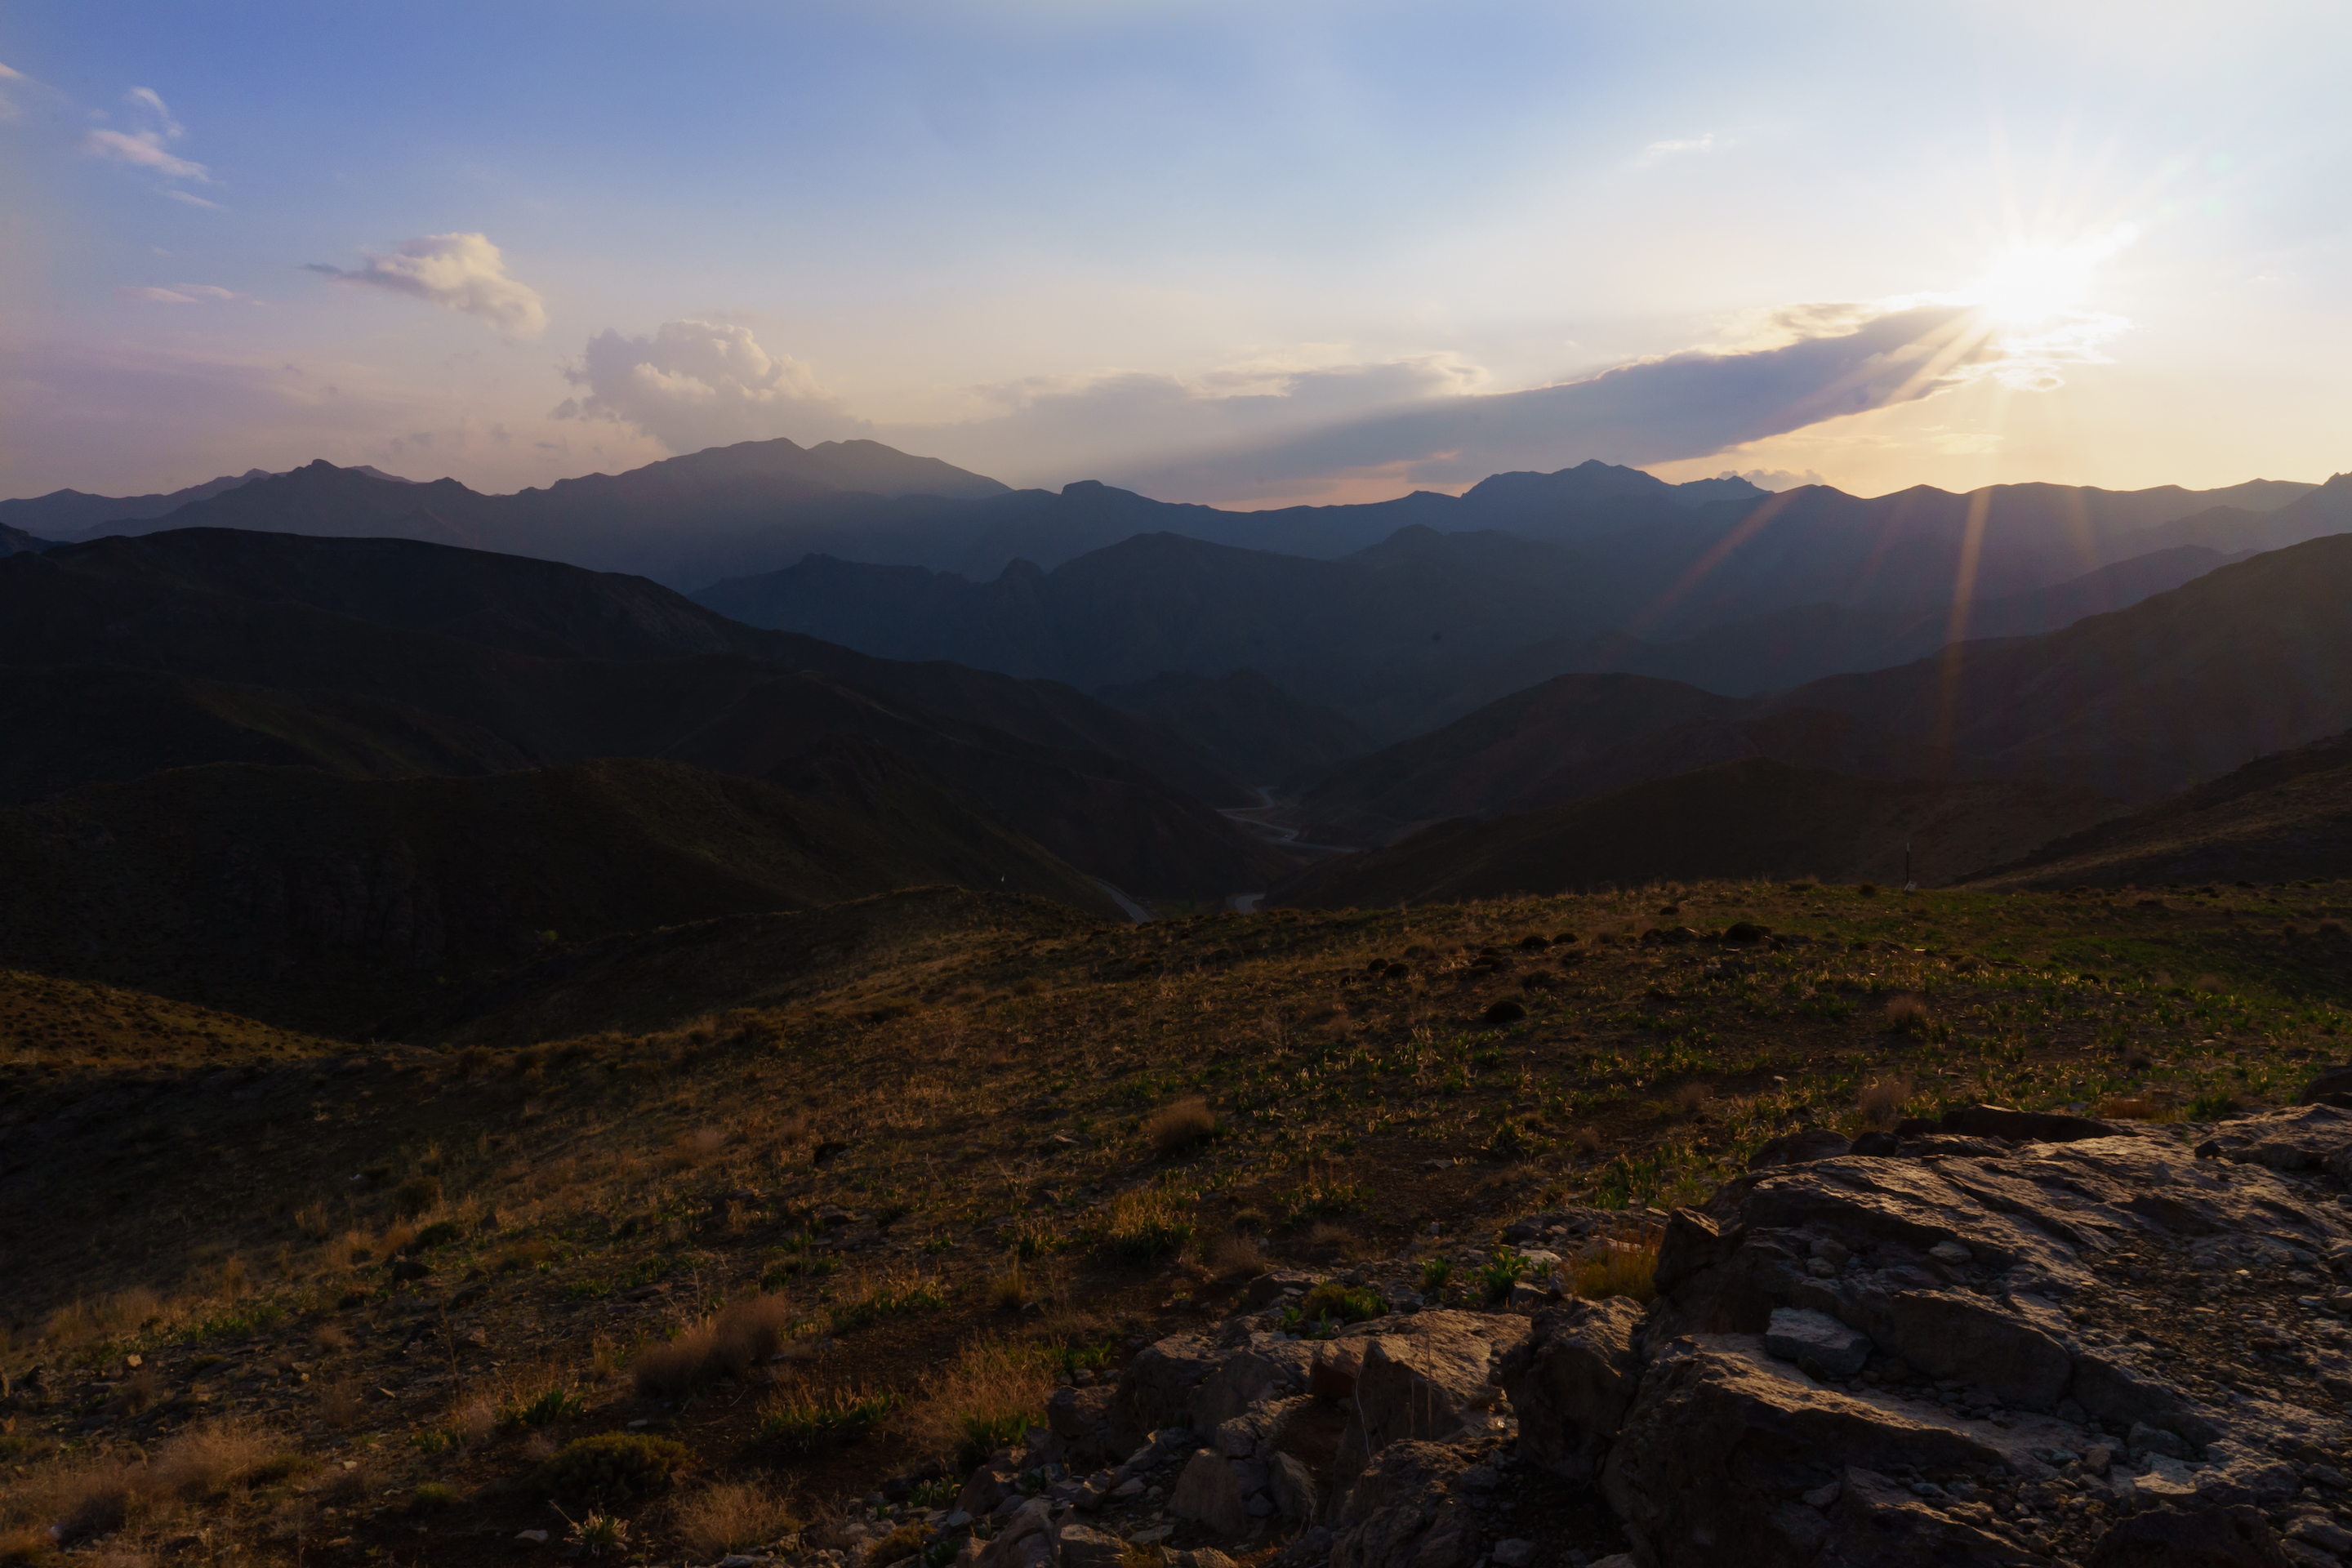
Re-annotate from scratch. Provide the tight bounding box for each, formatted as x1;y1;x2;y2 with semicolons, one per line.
0;756;1116;1033
1091;668;1373;786
1274;756;2119;906
1971;728;2352;889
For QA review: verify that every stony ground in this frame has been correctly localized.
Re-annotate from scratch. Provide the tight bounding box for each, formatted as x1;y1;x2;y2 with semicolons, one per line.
4;877;2350;1566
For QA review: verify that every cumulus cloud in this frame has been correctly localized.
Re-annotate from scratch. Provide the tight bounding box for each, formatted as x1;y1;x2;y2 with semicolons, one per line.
555;319;859;449
1107;301;2048;502
307;233;547;341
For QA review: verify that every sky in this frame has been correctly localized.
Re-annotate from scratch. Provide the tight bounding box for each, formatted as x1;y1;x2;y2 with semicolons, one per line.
3;0;2347;509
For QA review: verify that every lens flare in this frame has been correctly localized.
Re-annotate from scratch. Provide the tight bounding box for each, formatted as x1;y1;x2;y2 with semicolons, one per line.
1965;227;2137;326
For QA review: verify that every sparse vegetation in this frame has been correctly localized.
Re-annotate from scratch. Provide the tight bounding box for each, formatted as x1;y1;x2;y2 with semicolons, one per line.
675;1477;800;1557
532;1432;690;1505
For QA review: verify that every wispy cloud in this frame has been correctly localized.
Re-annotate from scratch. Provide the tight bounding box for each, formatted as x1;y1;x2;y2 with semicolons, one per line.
306;233;548;341
163;189;224;210
115;283;245;305
82;127;209;180
1637;131;1717;164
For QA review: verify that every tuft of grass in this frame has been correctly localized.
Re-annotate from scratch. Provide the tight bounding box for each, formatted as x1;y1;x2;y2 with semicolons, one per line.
499;1385;588;1430
829;1270;950;1334
1419;1256;1454;1294
413;1481;457;1510
1855;1076;1914;1129
908;1339;1054;1467
869;1522;931;1568
1208;1232;1265;1277
675;1477;801;1558
1282;1280;1387;1335
757;1387;902;1455
1568;1230;1661;1304
1882;993;1931;1034
1095;1186;1196;1264
1478;1249;1526;1305
1144;1096;1217;1156
2189;1090;2239;1120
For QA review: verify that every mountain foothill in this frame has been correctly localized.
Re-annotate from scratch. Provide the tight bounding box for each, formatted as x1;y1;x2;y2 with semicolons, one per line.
10;437;2352;1032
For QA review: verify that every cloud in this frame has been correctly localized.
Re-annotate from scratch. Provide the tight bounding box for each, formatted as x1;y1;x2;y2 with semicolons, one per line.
82;127;209;180
125;87;184;136
555;318;858;448
114;283;243;304
1638;132;1717;163
1106;301;2054;502
307;233;548;341
163;189;224;209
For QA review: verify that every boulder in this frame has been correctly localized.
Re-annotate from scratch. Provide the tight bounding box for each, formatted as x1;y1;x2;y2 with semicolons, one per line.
1056;1524;1125;1568
1048;1383;1116;1442
1215;1394;1309;1459
2086;1503;2294;1567
1267;1452;1318;1526
2295;1067;2352;1107
2199;1102;2352;1176
1600;1336;2010;1568
1190;1336;1316;1430
1170;1450;1251;1538
1873;1290;2072;1410
1940;1103;2121;1143
1113;1334;1223;1450
1329;1441;1481;1568
1760;1307;1872;1380
1747;1129;1851;1169
1327;1311;1527;1505
1499;1298;1644;1481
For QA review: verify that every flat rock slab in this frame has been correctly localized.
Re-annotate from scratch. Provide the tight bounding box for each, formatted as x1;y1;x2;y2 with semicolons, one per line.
1762;1307;1872;1379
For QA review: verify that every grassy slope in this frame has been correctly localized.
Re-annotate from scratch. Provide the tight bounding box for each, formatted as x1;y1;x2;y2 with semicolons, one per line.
6;878;2352;1562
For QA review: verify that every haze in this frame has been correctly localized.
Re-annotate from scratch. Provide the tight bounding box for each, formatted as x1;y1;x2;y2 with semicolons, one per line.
3;0;2346;506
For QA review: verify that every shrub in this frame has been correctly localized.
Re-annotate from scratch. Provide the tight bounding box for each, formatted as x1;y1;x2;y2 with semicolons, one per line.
1285;1281;1385;1333
565;1510;630;1557
869;1523;930;1567
1419;1257;1454;1293
1207;1232;1264;1276
633;1294;796;1397
675;1477;801;1557
1855;1076;1913;1129
1882;994;1931;1034
530;1432;689;1504
1145;1097;1217;1156
152;1419;283;1501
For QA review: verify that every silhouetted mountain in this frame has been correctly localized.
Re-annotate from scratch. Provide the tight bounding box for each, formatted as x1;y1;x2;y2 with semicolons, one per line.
0;756;1116;1031
1289;525;2352;852
1969;729;2352;889
1090;670;1372;787
2;523;60;558
0;529;1291;898
0;468;274;535
1422;542;2252;711
1273;758;2119;906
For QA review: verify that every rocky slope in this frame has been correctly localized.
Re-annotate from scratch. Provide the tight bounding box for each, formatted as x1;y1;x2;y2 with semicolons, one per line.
834;1099;2352;1568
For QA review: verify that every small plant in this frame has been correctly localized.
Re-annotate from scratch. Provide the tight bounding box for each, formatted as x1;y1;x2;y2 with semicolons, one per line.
1419;1256;1454;1293
1883;994;1931;1035
2189;1090;2238;1120
1478;1249;1526;1305
1855;1076;1913;1129
564;1508;630;1557
1095;1185;1196;1263
1145;1096;1218;1156
1281;1280;1387;1336
1567;1230;1662;1303
757;1387;902;1454
830;1270;950;1334
412;1481;456;1510
500;1386;588;1430
869;1522;932;1567
1005;1216;1067;1260
674;1477;801;1557
1278;1168;1366;1227
531;1432;690;1504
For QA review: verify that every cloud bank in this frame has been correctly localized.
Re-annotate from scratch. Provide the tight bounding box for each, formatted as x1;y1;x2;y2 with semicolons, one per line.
554;318;858;448
308;233;547;341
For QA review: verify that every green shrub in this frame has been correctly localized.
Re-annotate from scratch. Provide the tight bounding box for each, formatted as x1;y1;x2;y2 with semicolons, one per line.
1281;1280;1387;1335
529;1432;689;1504
1479;1249;1526;1305
1418;1257;1454;1293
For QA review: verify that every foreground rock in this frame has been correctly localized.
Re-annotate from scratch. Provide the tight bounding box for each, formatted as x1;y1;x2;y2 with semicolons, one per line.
817;1104;2352;1568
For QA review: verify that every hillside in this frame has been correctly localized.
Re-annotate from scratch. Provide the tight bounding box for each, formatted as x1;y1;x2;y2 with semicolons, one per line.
7;872;2352;1567
0;530;1290;898
0;757;1118;1032
1971;728;2352;889
1274;757;2120;906
1774;523;2352;801
1092;668;1372;786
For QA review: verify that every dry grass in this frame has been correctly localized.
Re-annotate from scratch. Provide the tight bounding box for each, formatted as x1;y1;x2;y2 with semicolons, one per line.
984;1263;1028;1311
318;1379;366;1428
1567;1228;1661;1304
41;1288;168;1347
906;1340;1054;1465
2096;1094;2176;1121
1144;1097;1216;1157
672;1477;800;1557
633;1294;795;1397
1855;1075;1915;1129
1207;1232;1264;1277
1882;993;1931;1033
1670;1081;1711;1119
151;1420;284;1502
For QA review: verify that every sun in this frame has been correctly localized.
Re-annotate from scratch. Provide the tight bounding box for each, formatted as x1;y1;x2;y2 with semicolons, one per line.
1965;227;2136;326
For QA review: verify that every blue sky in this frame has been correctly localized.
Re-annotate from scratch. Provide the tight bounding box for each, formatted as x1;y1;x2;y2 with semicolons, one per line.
4;1;2346;503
